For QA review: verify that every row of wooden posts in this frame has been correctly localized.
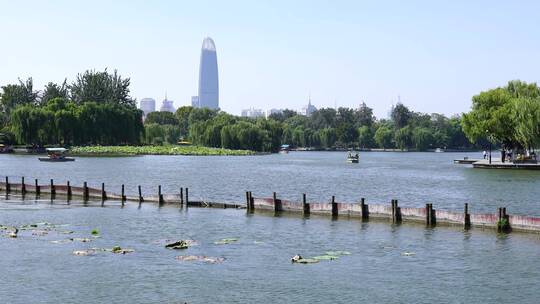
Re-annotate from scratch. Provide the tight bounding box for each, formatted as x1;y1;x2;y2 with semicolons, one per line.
3;176;190;206
3;176;511;232
246;191;511;232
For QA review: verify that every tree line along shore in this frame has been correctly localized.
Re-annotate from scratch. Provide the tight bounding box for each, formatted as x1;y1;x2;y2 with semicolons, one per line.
1;69;538;154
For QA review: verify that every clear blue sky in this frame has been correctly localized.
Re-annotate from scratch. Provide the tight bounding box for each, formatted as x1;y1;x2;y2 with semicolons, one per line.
1;0;539;118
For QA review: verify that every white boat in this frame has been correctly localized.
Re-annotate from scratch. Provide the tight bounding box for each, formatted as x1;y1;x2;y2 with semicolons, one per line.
347;152;359;163
38;148;75;162
279;144;290;154
435;148;444;153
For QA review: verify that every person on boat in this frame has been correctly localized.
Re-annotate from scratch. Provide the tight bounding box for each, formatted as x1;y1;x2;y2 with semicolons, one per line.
483;151;487;159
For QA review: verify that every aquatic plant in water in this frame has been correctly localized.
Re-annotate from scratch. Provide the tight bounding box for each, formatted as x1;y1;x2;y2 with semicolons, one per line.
70;145;254;156
214;238;238;245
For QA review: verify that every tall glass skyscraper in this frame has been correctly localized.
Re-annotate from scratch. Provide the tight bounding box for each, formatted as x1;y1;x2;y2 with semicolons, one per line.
197;37;219;110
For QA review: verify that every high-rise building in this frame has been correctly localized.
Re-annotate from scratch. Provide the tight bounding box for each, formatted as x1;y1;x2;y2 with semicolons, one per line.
266;108;283;118
191;96;200;108
140;98;156;118
301;97;317;117
197;37;219;110
160;98;175;113
241;108;265;118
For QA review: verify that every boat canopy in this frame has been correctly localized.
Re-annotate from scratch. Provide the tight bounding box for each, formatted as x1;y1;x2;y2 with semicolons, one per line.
281;144;290;148
46;148;68;152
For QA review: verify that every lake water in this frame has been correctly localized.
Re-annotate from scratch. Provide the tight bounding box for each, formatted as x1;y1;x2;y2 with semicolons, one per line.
2;151;540;215
2;152;540;303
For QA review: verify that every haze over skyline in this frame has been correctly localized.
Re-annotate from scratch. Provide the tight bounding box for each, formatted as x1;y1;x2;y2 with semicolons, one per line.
1;0;539;118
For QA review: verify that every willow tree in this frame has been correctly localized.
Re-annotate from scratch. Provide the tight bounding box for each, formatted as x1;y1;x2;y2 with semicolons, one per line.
462;85;516;149
513;97;540;151
462;80;540;151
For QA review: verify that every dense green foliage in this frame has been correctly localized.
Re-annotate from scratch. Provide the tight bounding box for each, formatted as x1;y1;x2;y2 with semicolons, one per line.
142;101;474;152
462;80;540;151
1;70;143;145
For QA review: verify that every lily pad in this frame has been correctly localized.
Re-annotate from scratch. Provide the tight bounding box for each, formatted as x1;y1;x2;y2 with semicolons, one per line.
176;255;225;264
91;229;99;236
325;251;351;256
214;238;238;245
51;239;73;244
295;258;320;264
165;240;189;249
31;230;48;236
312;255;339;261
111;246;134;254
73;249;96;256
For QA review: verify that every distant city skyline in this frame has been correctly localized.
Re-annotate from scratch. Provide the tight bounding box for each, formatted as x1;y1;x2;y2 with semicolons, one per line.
1;1;540;119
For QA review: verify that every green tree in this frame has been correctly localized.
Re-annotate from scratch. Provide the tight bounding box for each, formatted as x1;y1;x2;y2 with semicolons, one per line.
0;78;38;119
175;106;194;137
41;80;68;104
145;111;179;125
391;102;411;129
394;126;412;150
412;127;434;151
70;69;134;106
462;85;516;149
355;102;375;127
374;126;393;149
357;126;374;148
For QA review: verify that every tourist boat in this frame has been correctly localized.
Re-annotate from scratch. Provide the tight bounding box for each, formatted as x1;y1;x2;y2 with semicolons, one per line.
347;152;359;163
38;148;75;162
0;144;14;154
435;148;444;153
279;144;290;154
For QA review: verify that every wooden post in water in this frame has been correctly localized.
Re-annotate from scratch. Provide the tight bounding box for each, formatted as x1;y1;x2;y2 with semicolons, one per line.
464;203;471;229
101;183;107;202
121;184;126;204
21;177;26;195
273;192;282;213
35;179;40;196
331;195;338;217
50;179;56;196
83;182;88;201
303;193;310;216
425;203;431;226
138;185;143;203
67;181;72;200
245;191;250;211
430;203;436;226
393;199;402;223
497;207;503;232
5;176;10;193
185;188;189;206
158;185;163;204
391;199;396;222
361;198;369;220
180;187;184;205
249;191;254;210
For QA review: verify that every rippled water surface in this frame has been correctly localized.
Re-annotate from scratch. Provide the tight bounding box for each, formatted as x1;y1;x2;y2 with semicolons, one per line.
2;151;540;214
2;152;540;303
1;198;540;304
